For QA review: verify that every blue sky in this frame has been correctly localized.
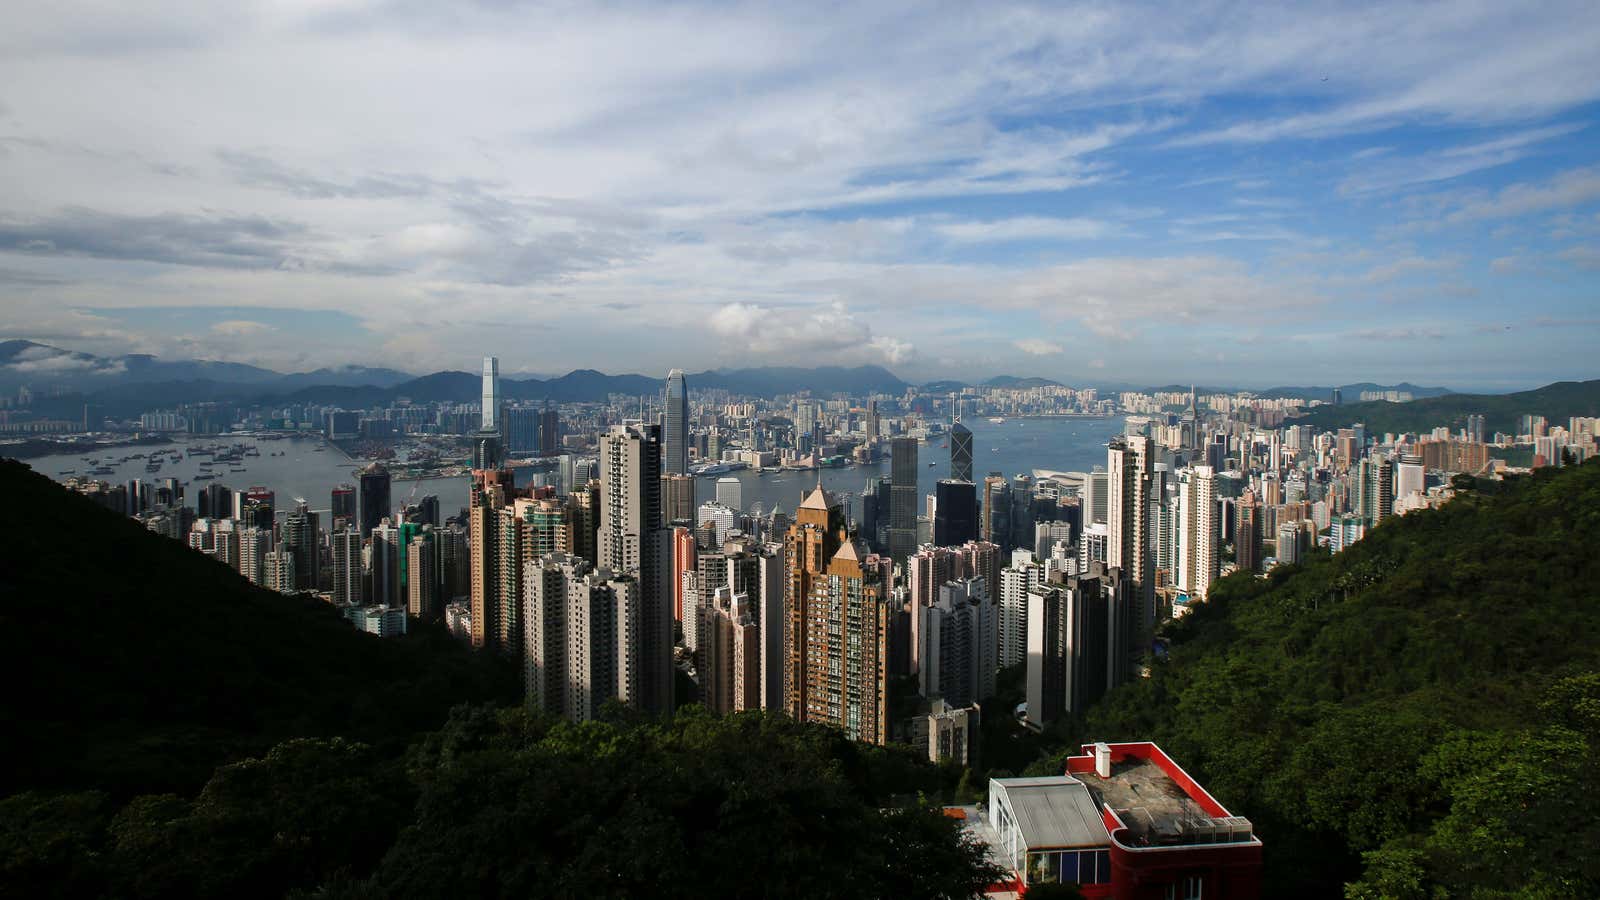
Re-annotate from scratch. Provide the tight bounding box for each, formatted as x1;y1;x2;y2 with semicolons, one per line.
1;1;1597;390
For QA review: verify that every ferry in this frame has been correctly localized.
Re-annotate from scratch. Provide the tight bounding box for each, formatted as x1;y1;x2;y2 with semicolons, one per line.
989;417;1006;424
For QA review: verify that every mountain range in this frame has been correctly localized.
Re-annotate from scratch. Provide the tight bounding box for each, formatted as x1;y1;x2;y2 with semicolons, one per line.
0;339;1484;415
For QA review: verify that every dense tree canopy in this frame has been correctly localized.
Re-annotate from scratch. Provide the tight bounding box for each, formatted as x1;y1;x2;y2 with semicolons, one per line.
1072;459;1600;896
0;461;999;898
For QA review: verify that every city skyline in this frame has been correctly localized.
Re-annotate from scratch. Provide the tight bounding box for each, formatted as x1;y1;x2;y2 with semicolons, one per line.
1;2;1597;391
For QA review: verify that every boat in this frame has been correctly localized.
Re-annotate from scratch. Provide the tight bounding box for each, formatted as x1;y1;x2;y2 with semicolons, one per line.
927;461;936;467
193;473;216;481
58;469;76;475
989;417;1006;424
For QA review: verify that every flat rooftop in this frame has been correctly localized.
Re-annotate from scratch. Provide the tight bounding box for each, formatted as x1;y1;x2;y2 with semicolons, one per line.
1075;758;1245;847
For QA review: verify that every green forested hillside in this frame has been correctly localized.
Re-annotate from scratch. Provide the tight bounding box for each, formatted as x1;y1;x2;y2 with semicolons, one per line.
0;460;993;898
1290;378;1600;435
0;459;518;799
1079;460;1600;897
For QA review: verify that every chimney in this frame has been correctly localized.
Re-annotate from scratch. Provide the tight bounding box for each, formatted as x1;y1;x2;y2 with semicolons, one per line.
1094;742;1112;778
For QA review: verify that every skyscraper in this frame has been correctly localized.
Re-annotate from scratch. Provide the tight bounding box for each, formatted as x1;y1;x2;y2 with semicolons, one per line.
784;484;889;745
357;463;391;539
407;528;440;618
1107;435;1154;650
330;483;355;526
597;422;672;716
1025;564;1132;728
662;473;696;525
1175;466;1218;603
472;357;505;471
933;479;978;547
664;369;689;475
950;421;974;483
888;437;919;566
281;504;320;591
330;525;362;606
481;356;501;431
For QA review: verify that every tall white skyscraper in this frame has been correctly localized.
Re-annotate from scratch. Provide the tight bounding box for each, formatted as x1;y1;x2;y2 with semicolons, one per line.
664;369;688;475
1175;466;1218;603
482;356;501;431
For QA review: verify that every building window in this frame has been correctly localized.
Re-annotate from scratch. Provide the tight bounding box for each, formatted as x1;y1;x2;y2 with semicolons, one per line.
1165;874;1203;900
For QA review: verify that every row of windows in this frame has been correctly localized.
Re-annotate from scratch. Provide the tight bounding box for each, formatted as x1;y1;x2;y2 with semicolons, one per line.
1024;849;1110;886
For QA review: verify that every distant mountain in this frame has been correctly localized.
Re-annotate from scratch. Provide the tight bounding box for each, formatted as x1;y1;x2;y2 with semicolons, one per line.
1291;378;1600;434
983;375;1062;389
287;365;908;407
1254;382;1454;402
273;365;415;390
0;340;415;394
1140;381;1454;401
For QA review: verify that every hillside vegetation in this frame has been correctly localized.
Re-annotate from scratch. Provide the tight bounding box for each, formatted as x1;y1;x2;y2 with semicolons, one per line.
1290;378;1600;435
0;460;993;898
1076;460;1600;896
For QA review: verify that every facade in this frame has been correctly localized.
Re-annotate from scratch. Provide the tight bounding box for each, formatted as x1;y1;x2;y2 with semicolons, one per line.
999;549;1044;669
785;484;890;744
927;698;980;767
356;462;390;539
407;528;439;618
597;422;673;716
1026;564;1131;728
888;437;919;565
950;420;974;482
523;553;642;722
329;525;362;605
933;479;978;547
918;577;996;708
663;369;689;475
1107;436;1154;650
1174;466;1218;603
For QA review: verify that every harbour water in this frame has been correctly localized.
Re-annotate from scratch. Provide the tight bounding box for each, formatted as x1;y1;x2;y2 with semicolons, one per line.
22;416;1125;522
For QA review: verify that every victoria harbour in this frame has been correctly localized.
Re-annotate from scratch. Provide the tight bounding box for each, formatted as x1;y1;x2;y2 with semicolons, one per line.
28;415;1124;523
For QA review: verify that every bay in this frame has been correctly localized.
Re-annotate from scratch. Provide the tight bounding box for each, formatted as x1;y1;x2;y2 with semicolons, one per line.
20;416;1125;523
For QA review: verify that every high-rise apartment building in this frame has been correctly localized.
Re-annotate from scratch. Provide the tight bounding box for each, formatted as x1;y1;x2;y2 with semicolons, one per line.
1025;564;1132;728
785;485;890;744
330;525;362;605
1107;435;1154;650
371;519;402;607
597;422;672;715
918;577;996;709
264;545;297;594
281;504;320;591
407;528;439;618
999;549;1044;669
522;553;641;722
1175;466;1218;603
662;473;696;525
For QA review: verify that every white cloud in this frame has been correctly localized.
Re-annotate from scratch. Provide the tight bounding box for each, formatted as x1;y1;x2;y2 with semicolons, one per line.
1444;167;1600;224
708;301;914;365
935;217;1114;244
210;319;275;336
1014;338;1064;355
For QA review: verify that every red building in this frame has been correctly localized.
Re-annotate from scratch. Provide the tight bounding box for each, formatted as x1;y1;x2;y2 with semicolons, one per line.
958;742;1262;899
